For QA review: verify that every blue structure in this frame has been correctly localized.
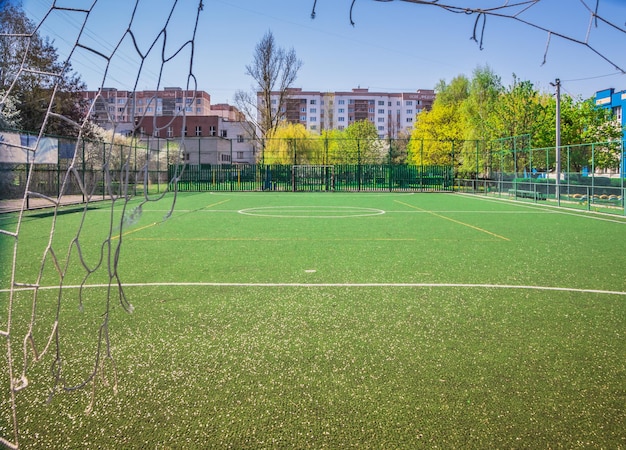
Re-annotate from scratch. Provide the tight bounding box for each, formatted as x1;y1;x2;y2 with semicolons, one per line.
595;88;626;177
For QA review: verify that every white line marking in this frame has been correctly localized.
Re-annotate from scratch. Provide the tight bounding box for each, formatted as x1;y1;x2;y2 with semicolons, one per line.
456;193;626;224
3;282;625;296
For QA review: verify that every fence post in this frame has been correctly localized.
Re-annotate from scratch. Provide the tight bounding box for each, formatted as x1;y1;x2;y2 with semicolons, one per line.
82;139;85;203
388;137;393;192
357;139;361;191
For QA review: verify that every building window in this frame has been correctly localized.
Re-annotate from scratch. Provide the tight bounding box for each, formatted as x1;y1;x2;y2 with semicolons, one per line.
338;99;345;105
147;107;153;112
338;108;345;113
221;154;231;162
167;127;173;137
196;98;201;104
378;109;384;114
195;126;202;136
310;99;316;105
300;115;307;121
117;98;125;104
237;151;244;159
237;135;244;143
338;125;345;130
186;107;192;112
406;117;413;123
378;101;384;106
378;117;385;122
210;126;216;136
184;126;188;136
220;129;227;138
406;109;413;115
301;107;306;113
153;129;160;137
196;108;202;113
378;126;384;131
184;153;189;161
310;108;316;113
338;117;345;122
271;99;277;104
406;100;413;106
310;117;317;122
311;125;317;130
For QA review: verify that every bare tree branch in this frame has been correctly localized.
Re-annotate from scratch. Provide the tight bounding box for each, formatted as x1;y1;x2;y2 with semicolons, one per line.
311;0;626;73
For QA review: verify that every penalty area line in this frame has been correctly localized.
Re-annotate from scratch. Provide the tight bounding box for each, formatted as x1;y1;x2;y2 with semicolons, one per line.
3;282;626;296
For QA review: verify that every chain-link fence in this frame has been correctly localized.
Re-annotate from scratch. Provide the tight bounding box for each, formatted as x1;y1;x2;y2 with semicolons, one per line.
0;131;178;202
456;140;626;215
2;130;623;212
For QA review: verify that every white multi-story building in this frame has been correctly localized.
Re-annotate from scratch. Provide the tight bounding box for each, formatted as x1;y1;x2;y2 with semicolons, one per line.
262;87;435;138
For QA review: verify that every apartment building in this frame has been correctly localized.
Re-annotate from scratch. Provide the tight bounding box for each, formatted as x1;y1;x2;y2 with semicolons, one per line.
83;87;211;129
262;87;435;138
595;88;625;138
82;87;256;164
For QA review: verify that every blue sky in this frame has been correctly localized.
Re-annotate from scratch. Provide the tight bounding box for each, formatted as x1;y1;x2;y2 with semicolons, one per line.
20;0;626;103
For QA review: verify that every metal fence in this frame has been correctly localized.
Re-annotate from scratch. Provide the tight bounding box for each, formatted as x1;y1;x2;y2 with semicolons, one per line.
456;141;626;215
0;131;177;202
170;164;453;192
2;130;623;213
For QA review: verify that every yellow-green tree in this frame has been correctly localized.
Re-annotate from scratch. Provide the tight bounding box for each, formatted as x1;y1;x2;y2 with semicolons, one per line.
407;75;469;166
262;122;319;164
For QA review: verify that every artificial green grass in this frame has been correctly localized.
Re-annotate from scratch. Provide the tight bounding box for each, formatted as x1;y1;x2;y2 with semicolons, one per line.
8;286;626;448
2;192;626;448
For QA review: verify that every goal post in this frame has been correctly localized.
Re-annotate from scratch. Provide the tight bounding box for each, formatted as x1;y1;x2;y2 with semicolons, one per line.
291;165;335;192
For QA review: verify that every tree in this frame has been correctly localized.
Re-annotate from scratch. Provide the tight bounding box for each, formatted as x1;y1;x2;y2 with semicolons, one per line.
331;120;384;164
0;3;88;137
0;90;20;130
234;30;303;140
407;75;469;166
263;122;319;164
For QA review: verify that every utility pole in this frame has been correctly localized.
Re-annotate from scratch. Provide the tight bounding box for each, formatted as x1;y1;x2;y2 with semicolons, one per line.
551;78;561;205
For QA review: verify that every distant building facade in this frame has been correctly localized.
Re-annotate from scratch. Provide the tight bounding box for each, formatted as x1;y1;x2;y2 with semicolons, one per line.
260;87;435;138
594;88;626;176
595;88;626;138
82;87;256;164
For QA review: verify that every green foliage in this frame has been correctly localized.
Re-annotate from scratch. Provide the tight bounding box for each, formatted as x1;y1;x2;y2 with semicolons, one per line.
334;120;385;164
0;4;89;138
407;67;624;176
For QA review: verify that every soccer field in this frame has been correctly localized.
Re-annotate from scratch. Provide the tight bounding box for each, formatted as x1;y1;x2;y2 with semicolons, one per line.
1;192;625;448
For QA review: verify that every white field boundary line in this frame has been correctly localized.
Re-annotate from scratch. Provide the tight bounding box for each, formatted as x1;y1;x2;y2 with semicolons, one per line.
456;192;626;225
2;282;625;296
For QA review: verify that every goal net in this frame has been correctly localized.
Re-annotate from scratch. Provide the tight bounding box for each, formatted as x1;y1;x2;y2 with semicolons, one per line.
0;1;202;448
292;165;335;191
